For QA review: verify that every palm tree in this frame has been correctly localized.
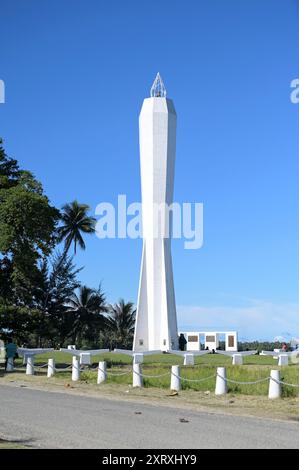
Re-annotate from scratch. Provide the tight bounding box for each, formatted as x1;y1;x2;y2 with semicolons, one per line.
105;299;136;349
66;285;107;347
58;200;96;256
43;201;95;312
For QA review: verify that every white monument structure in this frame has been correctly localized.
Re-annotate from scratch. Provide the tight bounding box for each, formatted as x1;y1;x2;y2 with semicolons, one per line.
133;73;178;352
179;331;238;352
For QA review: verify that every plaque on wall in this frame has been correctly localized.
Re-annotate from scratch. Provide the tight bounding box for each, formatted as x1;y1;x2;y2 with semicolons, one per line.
188;335;198;342
206;335;215;342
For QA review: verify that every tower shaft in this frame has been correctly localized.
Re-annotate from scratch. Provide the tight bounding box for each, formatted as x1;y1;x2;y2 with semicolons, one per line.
133;96;178;352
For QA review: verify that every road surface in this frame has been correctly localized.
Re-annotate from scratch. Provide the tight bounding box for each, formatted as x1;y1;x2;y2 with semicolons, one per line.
1;385;299;448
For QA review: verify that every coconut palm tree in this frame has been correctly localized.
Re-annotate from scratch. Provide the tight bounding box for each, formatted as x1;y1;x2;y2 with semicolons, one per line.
66;285;107;347
105;299;136;349
58;200;96;256
43;201;95;312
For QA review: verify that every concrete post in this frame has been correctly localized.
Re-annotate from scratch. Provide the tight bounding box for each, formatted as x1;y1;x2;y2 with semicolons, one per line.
97;361;107;384
71;356;80;382
278;354;288;366
6;357;14;372
268;369;281;399
133;353;144;364
232;354;243;365
133;363;143;387
184;354;194;366
215;367;227;395
47;358;55;378
26;356;35;375
170;365;181;391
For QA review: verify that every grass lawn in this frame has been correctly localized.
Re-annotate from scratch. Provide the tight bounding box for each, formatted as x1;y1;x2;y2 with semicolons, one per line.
9;351;299;397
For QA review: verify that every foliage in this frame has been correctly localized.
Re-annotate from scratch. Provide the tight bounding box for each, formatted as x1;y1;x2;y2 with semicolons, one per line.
104;299;136;349
0;139;60;305
0;139;136;350
57;200;96;255
65;285;107;347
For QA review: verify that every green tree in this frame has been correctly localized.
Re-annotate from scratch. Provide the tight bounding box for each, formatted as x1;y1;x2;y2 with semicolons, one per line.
66;285;107;347
0;304;42;346
0;139;60;305
35;252;82;347
105;299;136;349
57;200;96;256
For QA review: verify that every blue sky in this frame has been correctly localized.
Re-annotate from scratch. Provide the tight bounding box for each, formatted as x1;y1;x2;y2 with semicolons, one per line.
1;0;299;340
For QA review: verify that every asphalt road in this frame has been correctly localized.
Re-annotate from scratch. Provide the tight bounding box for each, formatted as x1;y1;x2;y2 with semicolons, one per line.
1;385;299;449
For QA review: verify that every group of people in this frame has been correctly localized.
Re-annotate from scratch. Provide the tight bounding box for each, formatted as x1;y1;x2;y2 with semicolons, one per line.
0;338;18;370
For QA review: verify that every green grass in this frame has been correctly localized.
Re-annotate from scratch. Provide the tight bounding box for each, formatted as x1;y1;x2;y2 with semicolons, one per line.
15;351;278;368
12;351;299;397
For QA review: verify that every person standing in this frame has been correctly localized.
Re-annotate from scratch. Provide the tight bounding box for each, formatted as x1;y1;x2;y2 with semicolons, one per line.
178;333;187;351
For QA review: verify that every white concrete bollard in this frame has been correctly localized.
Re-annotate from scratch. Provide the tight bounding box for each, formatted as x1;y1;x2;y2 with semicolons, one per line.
6;357;14;372
184;354;194;366
215;367;227;395
232;354;243;365
268;369;281;399
170;365;181;391
26;356;35;375
71;356;80;382
23;354;27;365
278;354;288;366
133;353;144;364
97;361;107;384
132;363;143;387
47;358;55;378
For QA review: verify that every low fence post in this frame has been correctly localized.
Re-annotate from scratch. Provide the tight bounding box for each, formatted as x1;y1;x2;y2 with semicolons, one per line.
26;356;35;376
232;354;243;365
97;361;107;384
47;358;55;378
170;365;181;391
215;367;227;395
133;363;143;387
6;357;14;372
183;354;194;366
133;353;144;364
72;356;80;382
278;354;288;366
268;370;281;399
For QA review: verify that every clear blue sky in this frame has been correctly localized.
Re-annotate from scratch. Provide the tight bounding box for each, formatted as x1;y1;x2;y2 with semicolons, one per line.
1;0;299;340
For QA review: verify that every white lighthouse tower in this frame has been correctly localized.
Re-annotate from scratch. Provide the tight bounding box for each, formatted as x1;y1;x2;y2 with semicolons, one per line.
133;73;178;352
